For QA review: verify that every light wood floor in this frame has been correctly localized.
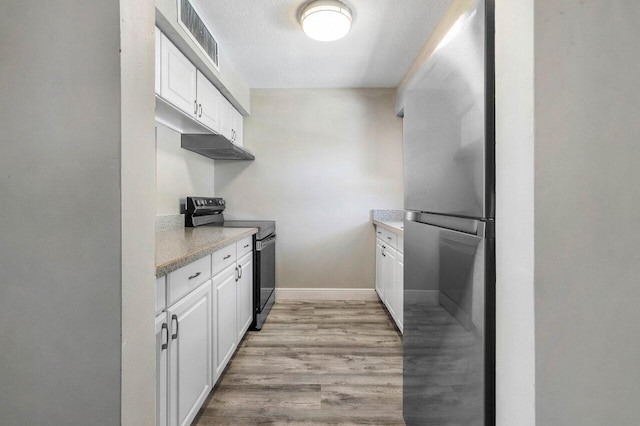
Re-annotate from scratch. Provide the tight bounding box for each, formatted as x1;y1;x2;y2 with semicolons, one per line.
194;300;405;425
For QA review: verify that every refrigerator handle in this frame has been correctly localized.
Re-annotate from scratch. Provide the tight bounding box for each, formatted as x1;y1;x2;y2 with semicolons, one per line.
405;210;494;238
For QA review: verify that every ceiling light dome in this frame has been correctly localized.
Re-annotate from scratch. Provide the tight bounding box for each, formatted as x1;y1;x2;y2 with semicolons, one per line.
300;0;353;42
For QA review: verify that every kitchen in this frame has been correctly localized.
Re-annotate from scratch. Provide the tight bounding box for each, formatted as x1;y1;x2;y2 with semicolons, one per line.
2;1;640;426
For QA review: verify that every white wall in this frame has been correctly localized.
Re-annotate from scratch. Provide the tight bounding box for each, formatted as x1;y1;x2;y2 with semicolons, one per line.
534;1;640;424
0;1;123;424
494;0;536;424
215;89;403;290
156;123;216;215
120;0;156;424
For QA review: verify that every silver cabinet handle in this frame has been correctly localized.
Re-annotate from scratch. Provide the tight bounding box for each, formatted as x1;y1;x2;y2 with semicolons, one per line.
171;314;179;340
161;323;168;350
382;246;386;257
223;254;231;260
235;266;239;282
198;104;203;118
238;264;243;279
194;100;198;115
188;272;201;280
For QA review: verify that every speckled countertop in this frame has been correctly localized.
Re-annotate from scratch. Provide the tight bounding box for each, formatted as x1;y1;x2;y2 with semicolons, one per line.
371;209;404;234
156;227;257;277
373;219;404;234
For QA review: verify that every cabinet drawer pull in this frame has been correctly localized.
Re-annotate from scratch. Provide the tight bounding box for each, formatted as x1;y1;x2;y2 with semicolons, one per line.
161;323;168;350
244;244;250;249
198;104;203;118
171;314;179;340
223;254;231;260
235;266;239;282
387;236;392;240
188;272;201;280
238;264;243;279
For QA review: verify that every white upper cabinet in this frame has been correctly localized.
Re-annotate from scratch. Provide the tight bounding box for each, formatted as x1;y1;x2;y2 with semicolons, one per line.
156;29;246;148
231;108;244;147
195;71;221;132
155;27;161;96
219;96;233;140
160;33;197;117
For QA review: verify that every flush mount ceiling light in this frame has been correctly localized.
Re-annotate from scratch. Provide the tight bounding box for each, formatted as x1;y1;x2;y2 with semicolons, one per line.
300;0;353;42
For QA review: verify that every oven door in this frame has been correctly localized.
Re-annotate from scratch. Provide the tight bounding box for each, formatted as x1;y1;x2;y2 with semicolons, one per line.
256;234;276;313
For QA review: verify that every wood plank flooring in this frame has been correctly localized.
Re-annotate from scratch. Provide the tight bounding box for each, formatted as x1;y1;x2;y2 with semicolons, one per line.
194;300;404;425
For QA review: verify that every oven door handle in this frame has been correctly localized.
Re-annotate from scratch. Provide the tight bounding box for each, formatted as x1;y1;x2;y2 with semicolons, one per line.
256;234;276;251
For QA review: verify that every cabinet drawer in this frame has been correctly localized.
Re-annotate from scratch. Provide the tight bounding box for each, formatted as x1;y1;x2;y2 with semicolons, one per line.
167;255;212;306
212;244;237;276
236;236;253;258
156;276;166;315
379;227;398;249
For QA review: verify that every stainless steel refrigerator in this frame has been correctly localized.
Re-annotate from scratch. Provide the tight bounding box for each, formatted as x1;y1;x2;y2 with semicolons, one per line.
402;0;495;424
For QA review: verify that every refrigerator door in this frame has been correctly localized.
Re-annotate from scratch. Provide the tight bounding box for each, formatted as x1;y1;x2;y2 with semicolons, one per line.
403;0;494;219
403;217;494;425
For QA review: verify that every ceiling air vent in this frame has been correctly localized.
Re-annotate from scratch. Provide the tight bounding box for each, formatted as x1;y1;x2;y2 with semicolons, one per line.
178;0;219;69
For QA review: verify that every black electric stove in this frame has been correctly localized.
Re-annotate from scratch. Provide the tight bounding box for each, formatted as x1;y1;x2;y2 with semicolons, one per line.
185;196;276;330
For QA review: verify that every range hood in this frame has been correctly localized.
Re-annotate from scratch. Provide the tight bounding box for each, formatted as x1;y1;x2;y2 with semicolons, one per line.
181;133;255;161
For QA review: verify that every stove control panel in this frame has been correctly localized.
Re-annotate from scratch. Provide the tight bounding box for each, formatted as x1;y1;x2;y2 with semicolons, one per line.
185;197;226;213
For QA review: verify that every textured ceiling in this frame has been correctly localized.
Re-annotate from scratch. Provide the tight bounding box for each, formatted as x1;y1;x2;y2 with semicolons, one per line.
192;0;451;88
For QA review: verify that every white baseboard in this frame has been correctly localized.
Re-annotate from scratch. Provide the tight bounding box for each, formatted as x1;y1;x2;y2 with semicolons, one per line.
275;288;378;301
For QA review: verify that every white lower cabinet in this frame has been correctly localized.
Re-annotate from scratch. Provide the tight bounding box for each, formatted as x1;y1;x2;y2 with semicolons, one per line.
236;251;253;341
382;245;398;319
397;252;404;331
375;239;385;299
156;314;168;426
375;225;404;333
167;281;213;426
155;236;255;425
213;264;237;381
213;243;254;382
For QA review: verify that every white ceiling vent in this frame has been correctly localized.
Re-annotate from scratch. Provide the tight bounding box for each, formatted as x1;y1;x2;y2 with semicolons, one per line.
178;0;219;70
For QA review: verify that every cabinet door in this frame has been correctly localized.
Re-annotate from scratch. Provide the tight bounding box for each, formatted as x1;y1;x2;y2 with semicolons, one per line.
396;252;404;333
236;251;253;341
167;281;213;426
375;239;385;299
196;71;221;132
156;314;168;426
231;108;243;147
383;246;398;318
160;34;197;117
214;264;237;380
155;28;161;96
219;97;232;140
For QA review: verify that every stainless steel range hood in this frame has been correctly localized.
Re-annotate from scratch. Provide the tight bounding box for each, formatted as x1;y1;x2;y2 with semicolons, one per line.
181;134;255;161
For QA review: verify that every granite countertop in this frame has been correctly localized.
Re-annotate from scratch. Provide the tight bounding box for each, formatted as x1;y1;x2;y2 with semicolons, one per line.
373;219;404;234
371;209;404;234
156;226;257;277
